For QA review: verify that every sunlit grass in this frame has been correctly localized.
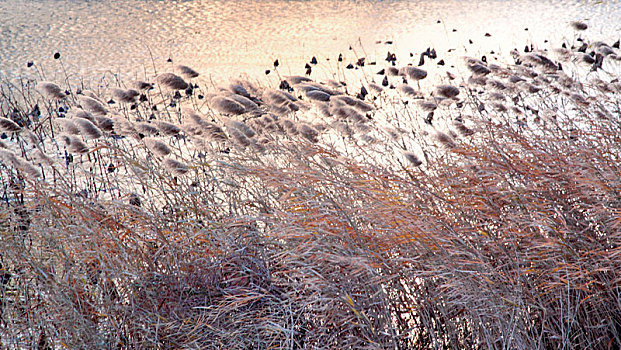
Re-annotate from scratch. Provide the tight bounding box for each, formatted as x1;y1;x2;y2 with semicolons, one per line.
0;28;621;348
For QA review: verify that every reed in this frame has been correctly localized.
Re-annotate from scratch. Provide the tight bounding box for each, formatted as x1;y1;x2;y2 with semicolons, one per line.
0;27;620;349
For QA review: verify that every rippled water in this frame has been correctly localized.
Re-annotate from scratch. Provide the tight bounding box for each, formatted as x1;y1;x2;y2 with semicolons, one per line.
1;0;620;83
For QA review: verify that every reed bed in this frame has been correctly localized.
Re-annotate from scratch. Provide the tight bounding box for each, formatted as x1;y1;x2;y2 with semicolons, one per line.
0;27;620;349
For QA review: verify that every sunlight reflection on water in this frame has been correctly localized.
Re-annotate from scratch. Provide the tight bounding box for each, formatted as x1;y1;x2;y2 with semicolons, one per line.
1;0;619;83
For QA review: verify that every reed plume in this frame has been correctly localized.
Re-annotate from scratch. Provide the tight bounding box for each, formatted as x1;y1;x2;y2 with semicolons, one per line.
111;88;140;103
155;121;181;136
0;118;22;132
73;118;103;139
156;73;189;90
570;21;588;31
305;90;331;102
55;118;80;135
162;158;189;176
135;122;159;136
78;96;107;116
435;85;460;98
210;96;246;115
144;137;172;157
36;81;66;100
404;151;423;166
176;65;199;79
65;135;90;154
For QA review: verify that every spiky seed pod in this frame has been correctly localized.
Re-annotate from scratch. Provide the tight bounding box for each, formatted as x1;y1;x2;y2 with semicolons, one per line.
56;119;80;135
404;152;422;166
163;158;189;176
78;96;107;115
210;96;246;115
156;73;188;90
176;65;199;79
144;137;171;157
570;21;588;31
400;66;427;81
111;88;140;103
37;81;66;100
67;136;90;154
155;121;181;136
305;90;331;102
135;122;159;136
435;85;460;98
73;118;103;139
0;118;22;132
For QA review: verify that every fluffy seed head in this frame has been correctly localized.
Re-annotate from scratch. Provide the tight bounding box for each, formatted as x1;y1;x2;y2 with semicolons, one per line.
570;21;588;31
37;81;66;100
73;118;103;139
55;118;80;135
305;90;331;102
66;136;90;154
156;73;188;90
163;158;189;176
404;151;422;166
111;88;140;103
210;96;246;115
400;66;427;81
78;96;107;115
135;122;159;136
144;137;171;157
435;85;460;98
176;65;199;79
155;121;181;136
0;118;22;132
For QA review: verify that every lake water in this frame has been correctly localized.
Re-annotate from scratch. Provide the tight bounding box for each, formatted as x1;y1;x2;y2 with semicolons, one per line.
1;0;620;84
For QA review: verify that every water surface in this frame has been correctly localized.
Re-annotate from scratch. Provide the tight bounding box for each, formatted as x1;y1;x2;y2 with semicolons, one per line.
1;0;619;83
